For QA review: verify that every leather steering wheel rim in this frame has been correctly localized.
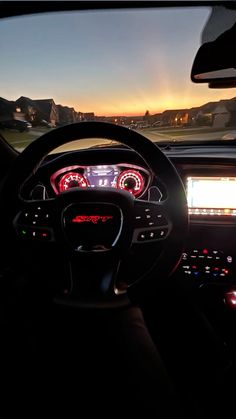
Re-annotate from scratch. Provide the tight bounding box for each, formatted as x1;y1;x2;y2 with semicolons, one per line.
0;121;188;304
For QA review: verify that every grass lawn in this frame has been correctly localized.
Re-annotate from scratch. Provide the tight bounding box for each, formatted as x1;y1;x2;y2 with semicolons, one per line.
145;126;235;137
0;128;49;150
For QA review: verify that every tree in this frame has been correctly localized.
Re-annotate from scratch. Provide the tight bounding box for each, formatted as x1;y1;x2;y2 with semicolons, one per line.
144;110;151;122
144;111;150;119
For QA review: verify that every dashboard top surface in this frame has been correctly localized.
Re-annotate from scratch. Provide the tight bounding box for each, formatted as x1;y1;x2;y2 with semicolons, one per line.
25;146;236;224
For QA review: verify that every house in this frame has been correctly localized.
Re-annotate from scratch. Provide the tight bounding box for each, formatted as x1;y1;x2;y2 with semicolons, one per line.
226;98;236;126
212;98;236;128
83;112;95;121
161;110;175;126
0;95;95;127
34;99;59;126
0;97;17;121
174;110;189;126
187;107;200;125
195;101;217;126
149;113;162;126
57;105;78;125
161;110;185;126
15;96;38;123
77;112;84;122
148;110;190;127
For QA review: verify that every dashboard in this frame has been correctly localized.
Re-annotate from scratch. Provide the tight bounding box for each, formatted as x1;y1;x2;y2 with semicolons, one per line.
26;146;236;290
36;153;236;220
48;165;236;218
15;144;236;361
50;163;151;198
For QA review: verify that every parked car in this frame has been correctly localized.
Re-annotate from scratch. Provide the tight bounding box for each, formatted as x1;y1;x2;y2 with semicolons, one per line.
128;123;138;129
0;119;32;132
38;119;51;128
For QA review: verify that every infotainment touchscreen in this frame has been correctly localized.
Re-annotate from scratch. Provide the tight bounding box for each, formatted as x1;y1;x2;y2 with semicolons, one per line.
187;177;236;215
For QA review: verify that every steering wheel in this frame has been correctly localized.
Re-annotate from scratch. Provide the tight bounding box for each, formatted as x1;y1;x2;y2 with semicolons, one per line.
0;122;188;308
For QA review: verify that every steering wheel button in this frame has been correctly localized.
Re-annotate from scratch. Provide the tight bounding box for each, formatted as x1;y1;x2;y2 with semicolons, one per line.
156;228;168;239
148;231;157;240
18;227;30;238
40;230;51;240
34;229;51;240
137;232;147;241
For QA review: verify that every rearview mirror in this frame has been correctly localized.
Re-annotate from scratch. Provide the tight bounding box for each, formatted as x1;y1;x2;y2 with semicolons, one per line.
191;6;236;87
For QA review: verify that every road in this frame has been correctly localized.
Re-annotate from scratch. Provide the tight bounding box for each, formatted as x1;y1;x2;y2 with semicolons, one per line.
3;126;236;152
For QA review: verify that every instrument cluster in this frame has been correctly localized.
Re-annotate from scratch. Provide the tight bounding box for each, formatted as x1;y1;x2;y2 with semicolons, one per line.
50;164;151;198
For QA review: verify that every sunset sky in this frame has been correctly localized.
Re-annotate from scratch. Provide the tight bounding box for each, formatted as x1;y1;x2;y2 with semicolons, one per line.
0;6;235;116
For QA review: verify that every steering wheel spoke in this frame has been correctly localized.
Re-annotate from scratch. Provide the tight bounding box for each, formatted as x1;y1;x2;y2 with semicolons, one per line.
133;199;171;244
13;198;56;242
54;253;130;309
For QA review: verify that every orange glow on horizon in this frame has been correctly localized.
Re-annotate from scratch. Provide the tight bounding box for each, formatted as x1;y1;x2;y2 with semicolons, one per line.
18;85;236;118
64;86;235;117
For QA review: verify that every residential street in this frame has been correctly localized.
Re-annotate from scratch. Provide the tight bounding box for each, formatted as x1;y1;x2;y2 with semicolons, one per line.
2;126;236;152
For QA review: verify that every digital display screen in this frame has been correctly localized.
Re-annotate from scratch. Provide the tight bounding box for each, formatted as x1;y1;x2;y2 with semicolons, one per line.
187;177;236;215
86;165;119;188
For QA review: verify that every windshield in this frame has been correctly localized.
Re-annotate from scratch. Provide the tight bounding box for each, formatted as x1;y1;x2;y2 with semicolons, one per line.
0;6;236;152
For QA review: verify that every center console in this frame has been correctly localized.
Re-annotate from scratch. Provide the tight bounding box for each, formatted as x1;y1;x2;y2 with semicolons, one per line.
180;247;233;281
177;172;236;283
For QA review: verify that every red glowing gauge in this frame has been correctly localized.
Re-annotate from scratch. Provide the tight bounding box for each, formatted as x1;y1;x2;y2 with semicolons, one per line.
117;170;144;197
58;172;88;192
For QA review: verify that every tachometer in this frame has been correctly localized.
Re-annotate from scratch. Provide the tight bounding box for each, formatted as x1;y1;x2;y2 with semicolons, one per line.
58;172;88;192
117;169;144;197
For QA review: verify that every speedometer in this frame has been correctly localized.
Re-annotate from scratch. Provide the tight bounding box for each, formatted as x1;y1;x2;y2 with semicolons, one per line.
58;172;88;192
117;169;144;197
